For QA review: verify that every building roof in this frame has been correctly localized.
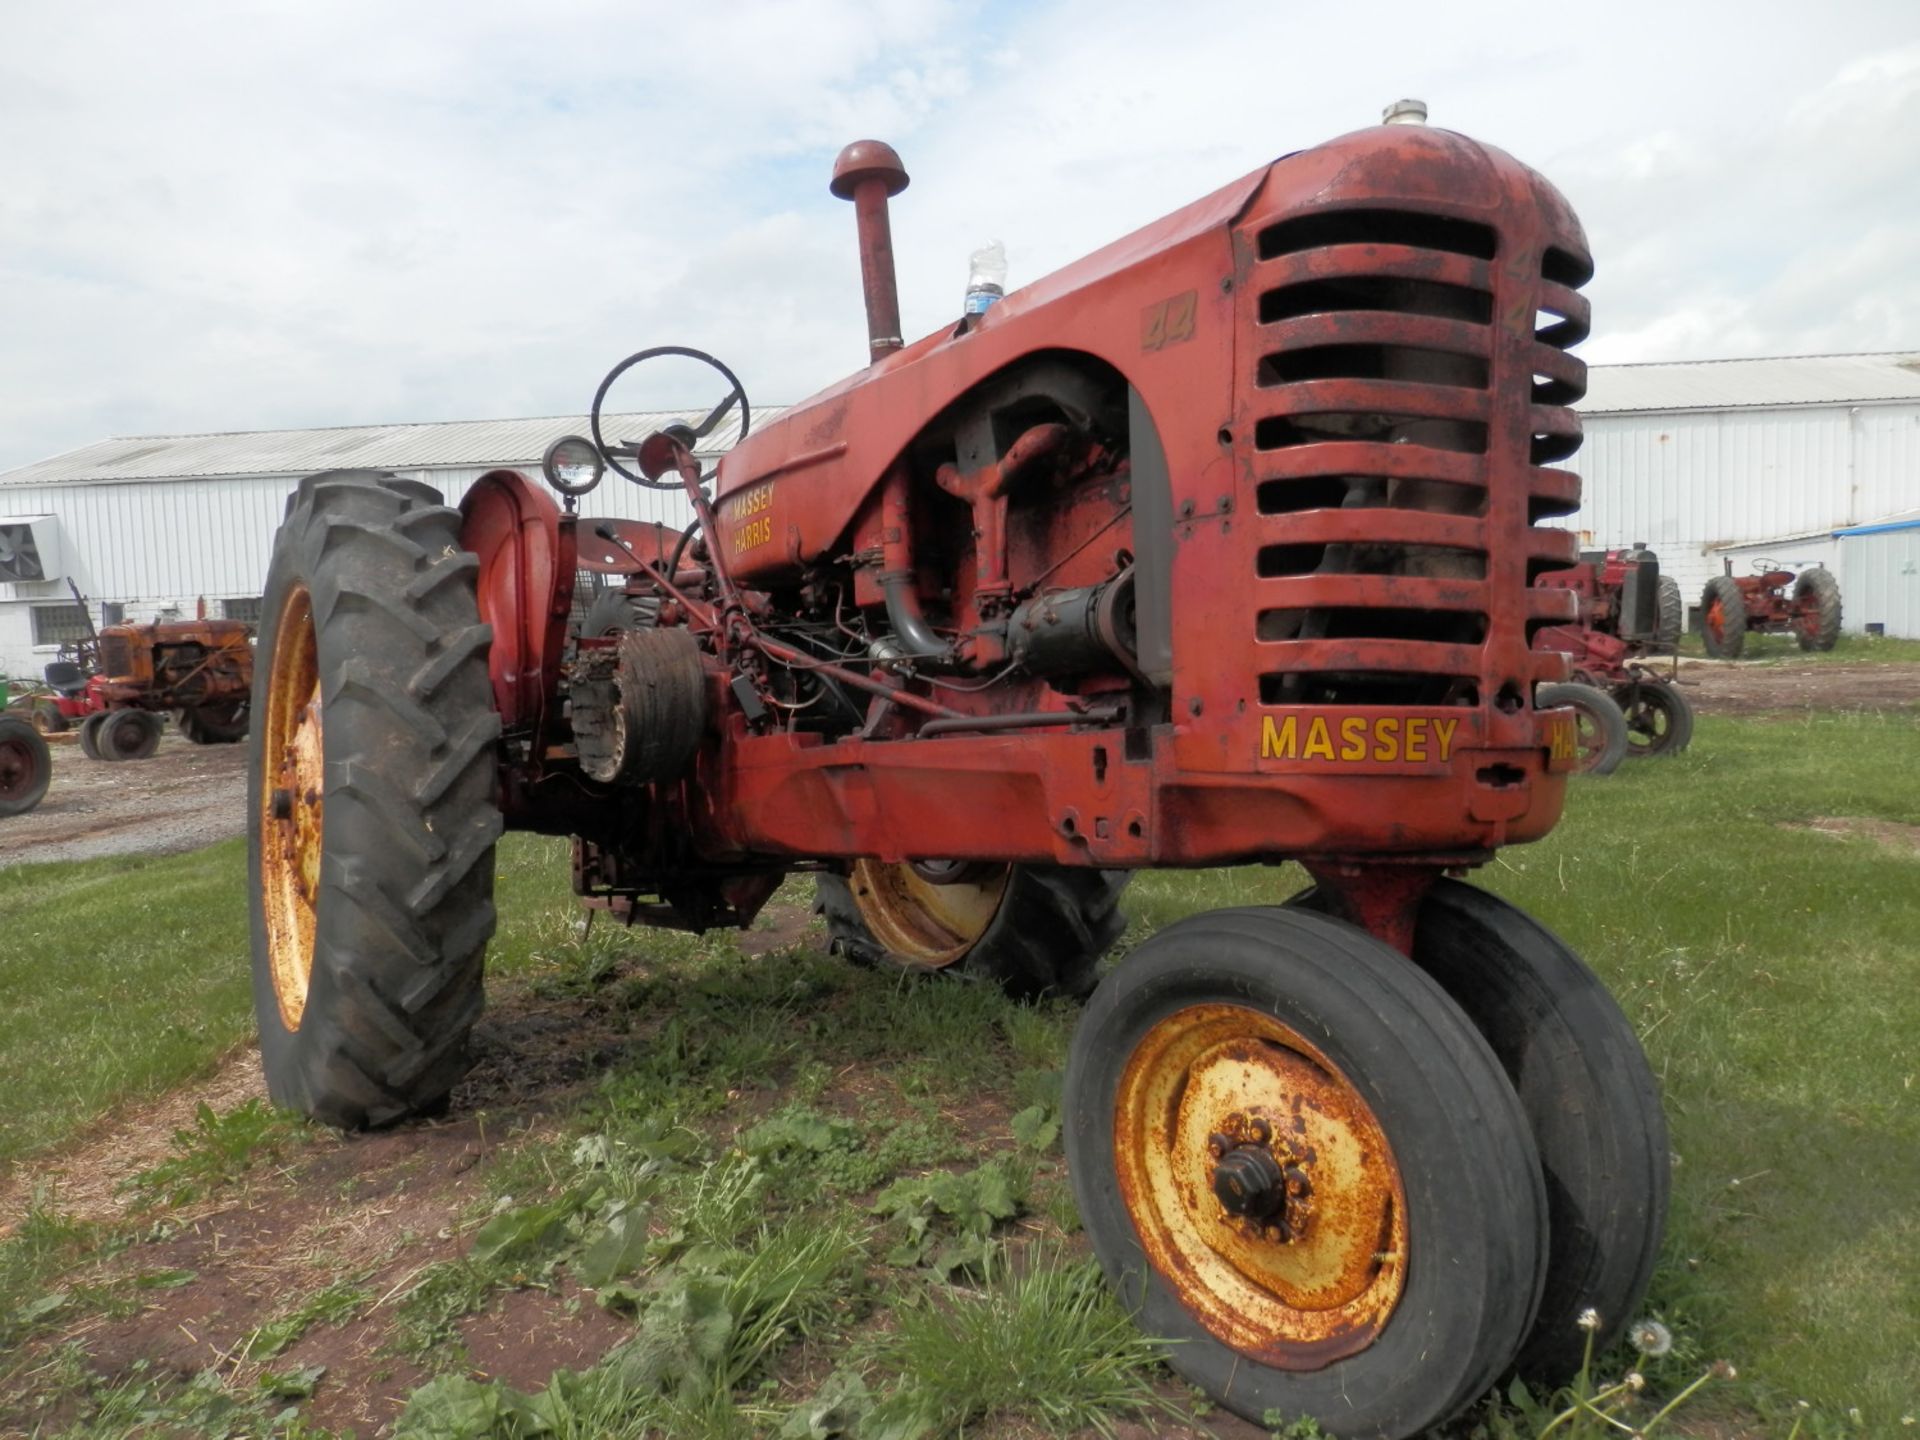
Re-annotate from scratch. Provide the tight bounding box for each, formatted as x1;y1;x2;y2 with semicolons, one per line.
1836;508;1920;538
1580;351;1920;415
0;409;784;489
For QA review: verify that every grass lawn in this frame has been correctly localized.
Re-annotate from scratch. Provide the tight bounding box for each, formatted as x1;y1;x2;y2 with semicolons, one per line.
1673;630;1920;663
1;710;1915;1436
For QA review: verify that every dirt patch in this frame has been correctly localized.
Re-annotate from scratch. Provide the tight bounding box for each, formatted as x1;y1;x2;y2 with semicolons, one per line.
0;1047;267;1234
1780;815;1920;858
0;729;248;868
1675;659;1920;716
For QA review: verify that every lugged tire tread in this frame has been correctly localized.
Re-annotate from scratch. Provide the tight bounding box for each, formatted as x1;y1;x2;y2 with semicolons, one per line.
250;468;500;1130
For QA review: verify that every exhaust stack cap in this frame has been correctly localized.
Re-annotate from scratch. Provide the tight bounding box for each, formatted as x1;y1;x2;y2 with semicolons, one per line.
1382;98;1429;126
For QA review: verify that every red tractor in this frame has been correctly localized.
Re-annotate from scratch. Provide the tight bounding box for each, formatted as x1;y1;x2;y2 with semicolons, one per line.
1701;559;1842;659
19;598;254;761
248;117;1665;1437
1533;544;1693;771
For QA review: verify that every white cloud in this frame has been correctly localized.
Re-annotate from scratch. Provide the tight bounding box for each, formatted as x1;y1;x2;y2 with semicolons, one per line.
2;0;1918;472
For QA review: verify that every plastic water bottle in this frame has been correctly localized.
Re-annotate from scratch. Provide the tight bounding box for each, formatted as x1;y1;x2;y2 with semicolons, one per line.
964;240;1007;316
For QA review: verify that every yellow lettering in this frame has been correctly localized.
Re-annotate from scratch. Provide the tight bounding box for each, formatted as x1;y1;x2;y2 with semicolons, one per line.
1375;717;1400;762
1260;715;1296;759
1550;717;1576;762
1302;717;1336;760
1339;716;1368;761
1433;717;1459;762
1404;717;1428;763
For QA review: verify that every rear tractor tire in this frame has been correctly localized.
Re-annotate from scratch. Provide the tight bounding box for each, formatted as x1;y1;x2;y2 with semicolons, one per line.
0;715;52;817
97;708;162;761
816;861;1129;999
1654;574;1683;648
77;711;109;760
1793;567;1842;652
1701;575;1747;659
1537;681;1629;776
1066;906;1547;1436
1612;677;1694;759
250;469;503;1129
177;700;250;744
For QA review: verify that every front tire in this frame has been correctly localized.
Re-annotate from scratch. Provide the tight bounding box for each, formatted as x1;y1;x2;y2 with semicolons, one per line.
1613;678;1694;758
1066;907;1546;1436
77;711;108;760
1537;681;1629;776
1290;880;1669;1383
98;708;162;761
816;862;1128;999
250;469;503;1129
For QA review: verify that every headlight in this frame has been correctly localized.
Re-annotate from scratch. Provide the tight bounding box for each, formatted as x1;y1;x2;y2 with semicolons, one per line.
542;435;605;497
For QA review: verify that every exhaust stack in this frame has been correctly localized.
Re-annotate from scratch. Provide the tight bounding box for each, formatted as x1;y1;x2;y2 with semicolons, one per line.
831;140;910;364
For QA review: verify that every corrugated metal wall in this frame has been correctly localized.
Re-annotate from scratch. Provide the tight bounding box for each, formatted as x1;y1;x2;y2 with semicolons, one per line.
1566;400;1920;622
1838;527;1920;638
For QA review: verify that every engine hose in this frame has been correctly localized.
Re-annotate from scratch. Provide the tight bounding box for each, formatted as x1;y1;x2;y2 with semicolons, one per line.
881;574;949;658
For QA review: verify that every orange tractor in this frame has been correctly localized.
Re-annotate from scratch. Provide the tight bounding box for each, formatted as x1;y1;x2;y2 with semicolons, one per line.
249;114;1664;1436
31;603;254;761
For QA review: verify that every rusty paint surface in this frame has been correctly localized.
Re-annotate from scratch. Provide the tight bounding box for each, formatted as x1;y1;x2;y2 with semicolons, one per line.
1114;1003;1406;1370
261;584;322;1031
848;859;1009;967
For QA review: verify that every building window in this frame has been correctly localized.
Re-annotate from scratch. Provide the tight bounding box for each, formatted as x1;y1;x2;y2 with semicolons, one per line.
32;603;92;646
222;596;263;624
101;602;125;626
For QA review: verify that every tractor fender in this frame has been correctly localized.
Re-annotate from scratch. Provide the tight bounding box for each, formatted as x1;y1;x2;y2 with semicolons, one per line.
459;469;576;739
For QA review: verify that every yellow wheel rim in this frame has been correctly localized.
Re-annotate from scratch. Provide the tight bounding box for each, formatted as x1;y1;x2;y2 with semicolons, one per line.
847;860;1011;968
1113;1003;1408;1369
261;584;323;1030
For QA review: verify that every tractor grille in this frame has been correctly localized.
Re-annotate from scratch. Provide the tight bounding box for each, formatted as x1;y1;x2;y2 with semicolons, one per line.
1236;205;1584;709
99;633;134;680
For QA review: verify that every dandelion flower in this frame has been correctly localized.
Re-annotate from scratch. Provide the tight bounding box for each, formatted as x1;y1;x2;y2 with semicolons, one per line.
1628;1319;1673;1357
1711;1360;1738;1381
1578;1307;1602;1332
1625;1372;1646;1392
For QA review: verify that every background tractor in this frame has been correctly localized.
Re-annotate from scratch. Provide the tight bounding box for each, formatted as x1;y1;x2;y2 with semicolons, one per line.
1534;544;1693;768
16;593;255;760
248;115;1665;1438
1701;558;1842;659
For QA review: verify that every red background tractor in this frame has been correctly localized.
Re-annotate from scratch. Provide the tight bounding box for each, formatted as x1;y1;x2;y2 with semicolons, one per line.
1533;544;1693;771
1701;559;1842;659
247;117;1664;1438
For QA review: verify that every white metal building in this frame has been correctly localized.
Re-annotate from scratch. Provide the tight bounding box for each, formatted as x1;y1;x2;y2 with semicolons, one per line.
0;412;770;680
1574;351;1920;633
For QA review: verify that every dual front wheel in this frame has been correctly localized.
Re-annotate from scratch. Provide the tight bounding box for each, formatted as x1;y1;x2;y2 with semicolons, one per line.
1069;886;1666;1436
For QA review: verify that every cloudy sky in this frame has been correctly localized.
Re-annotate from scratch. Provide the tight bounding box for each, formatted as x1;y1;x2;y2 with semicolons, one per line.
2;0;1916;473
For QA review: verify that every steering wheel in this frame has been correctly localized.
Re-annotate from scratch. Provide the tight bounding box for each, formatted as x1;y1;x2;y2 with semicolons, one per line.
589;345;751;491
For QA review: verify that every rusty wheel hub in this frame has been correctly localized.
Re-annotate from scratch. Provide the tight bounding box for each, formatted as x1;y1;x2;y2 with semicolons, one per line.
261;584;323;1030
1114;1003;1407;1370
849;858;1010;967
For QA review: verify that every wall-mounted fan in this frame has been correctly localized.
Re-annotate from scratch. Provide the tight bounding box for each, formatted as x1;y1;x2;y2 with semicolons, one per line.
0;517;61;583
